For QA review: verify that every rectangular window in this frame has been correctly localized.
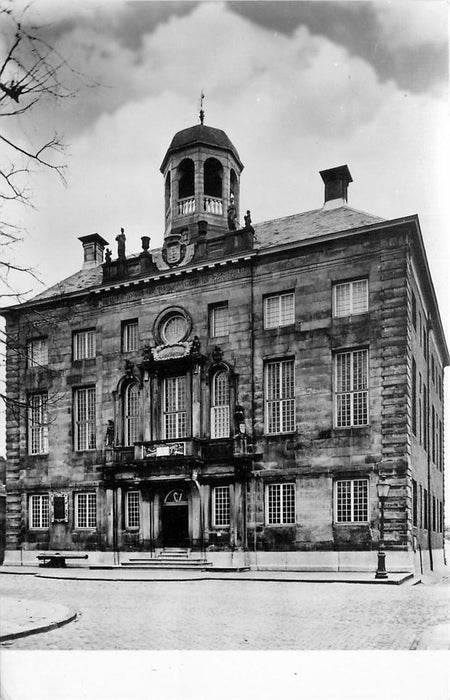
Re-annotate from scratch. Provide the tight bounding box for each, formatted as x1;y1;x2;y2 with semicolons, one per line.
432;497;436;532
411;291;417;330
431;406;436;464
412;479;417;527
411;358;417;436
27;338;48;368
335;479;369;523
125;491;140;529
213;486;230;527
73;329;96;360
74;387;96;451
210;304;229;337
423;385;427;449
122;320;138;353
423;488;428;530
265;359;295;434
30;494;49;529
419;485;423;528
333;279;368;317
335;349;369;427
266;483;296;525
264;292;295;329
28;393;48;455
164;376;187;439
75;492;97;529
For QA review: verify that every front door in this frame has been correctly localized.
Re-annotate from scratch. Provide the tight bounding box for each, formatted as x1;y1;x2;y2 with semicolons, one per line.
162;489;189;547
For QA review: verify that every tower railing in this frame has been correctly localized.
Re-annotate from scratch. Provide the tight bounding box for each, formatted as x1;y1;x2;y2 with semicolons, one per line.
204;196;223;215
177;197;195;216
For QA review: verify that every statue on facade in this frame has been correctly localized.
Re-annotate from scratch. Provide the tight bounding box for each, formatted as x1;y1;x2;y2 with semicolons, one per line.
105;420;115;447
190;336;201;354
212;346;223;363
105;248;112;264
124;359;134;377
244;210;252;229
116;228;126;260
227;202;237;231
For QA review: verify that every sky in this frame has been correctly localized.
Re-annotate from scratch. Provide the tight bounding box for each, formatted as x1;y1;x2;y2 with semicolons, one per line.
0;0;449;457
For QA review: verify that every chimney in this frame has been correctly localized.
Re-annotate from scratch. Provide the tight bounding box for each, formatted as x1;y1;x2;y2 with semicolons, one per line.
320;165;353;210
78;234;109;269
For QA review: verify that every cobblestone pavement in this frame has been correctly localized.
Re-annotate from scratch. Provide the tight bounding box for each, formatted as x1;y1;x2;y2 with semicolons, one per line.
1;573;448;650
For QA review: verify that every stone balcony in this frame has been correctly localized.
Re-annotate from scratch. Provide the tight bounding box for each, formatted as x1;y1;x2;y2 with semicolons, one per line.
104;436;253;471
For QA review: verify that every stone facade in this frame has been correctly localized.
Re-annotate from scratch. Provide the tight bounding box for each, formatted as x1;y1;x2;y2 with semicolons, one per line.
1;121;447;571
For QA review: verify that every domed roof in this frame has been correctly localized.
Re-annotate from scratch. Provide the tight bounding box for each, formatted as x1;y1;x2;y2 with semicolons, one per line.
160;124;243;172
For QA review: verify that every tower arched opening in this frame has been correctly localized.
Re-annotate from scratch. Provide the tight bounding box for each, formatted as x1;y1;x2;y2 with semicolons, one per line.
177;158;195;215
204;158;223;215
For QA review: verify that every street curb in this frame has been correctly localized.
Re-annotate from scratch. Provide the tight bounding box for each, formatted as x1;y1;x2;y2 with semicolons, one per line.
0;607;77;643
34;573;414;585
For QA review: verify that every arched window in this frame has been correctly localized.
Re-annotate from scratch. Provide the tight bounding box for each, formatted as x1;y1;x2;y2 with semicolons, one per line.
165;172;171;216
230;169;239;210
124;383;140;446
211;370;230;438
178;159;195;199
204;158;223;198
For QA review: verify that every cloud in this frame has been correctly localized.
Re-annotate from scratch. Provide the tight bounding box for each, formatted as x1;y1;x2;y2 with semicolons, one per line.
3;2;447;311
373;1;448;48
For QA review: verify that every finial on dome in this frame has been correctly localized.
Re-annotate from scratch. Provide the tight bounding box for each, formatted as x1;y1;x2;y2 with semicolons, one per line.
199;90;205;125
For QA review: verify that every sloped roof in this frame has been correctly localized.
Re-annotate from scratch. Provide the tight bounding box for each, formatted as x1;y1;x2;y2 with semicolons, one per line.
254;204;385;249
160;124;243;171
19;205;385;305
30;266;103;302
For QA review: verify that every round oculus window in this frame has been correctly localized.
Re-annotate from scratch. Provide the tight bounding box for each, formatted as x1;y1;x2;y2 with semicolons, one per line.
161;314;187;344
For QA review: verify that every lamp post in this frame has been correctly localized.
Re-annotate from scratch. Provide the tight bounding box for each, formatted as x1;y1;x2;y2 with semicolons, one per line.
375;477;390;579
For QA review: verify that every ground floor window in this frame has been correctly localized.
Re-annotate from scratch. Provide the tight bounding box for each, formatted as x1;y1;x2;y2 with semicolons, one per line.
30;494;49;529
335;479;368;523
125;491;140;529
266;483;296;525
212;486;230;526
75;492;97;529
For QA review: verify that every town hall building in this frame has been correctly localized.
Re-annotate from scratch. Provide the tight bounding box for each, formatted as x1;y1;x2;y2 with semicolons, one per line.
1;114;447;572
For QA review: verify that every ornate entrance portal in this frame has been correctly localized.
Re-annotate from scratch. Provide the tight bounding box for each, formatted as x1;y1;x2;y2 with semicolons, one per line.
162;489;189;547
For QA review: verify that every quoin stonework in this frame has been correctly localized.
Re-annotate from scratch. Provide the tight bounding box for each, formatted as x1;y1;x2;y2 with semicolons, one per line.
1;118;447;572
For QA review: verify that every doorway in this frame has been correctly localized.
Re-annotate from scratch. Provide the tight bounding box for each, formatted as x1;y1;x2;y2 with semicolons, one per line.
162;489;189;547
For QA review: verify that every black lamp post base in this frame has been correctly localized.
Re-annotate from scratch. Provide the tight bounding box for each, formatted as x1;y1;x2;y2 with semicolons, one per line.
375;550;388;579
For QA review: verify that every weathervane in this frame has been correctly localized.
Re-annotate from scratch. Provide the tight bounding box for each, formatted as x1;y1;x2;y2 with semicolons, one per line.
199;91;205;125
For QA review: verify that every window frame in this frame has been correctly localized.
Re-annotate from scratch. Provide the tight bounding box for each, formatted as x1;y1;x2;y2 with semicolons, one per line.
265;358;296;435
163;375;187;439
73;329;96;361
209;303;229;338
263;291;295;330
334;348;369;428
125;491;141;530
122;320;139;353
29;494;50;529
74;492;97;530
28;392;49;455
212;485;231;527
74;386;96;451
334;478;369;524
27;337;48;368
333;278;368;318
210;370;230;439
124;382;140;447
266;482;296;525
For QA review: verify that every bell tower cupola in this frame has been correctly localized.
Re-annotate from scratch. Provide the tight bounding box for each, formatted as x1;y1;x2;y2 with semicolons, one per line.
160;108;244;240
